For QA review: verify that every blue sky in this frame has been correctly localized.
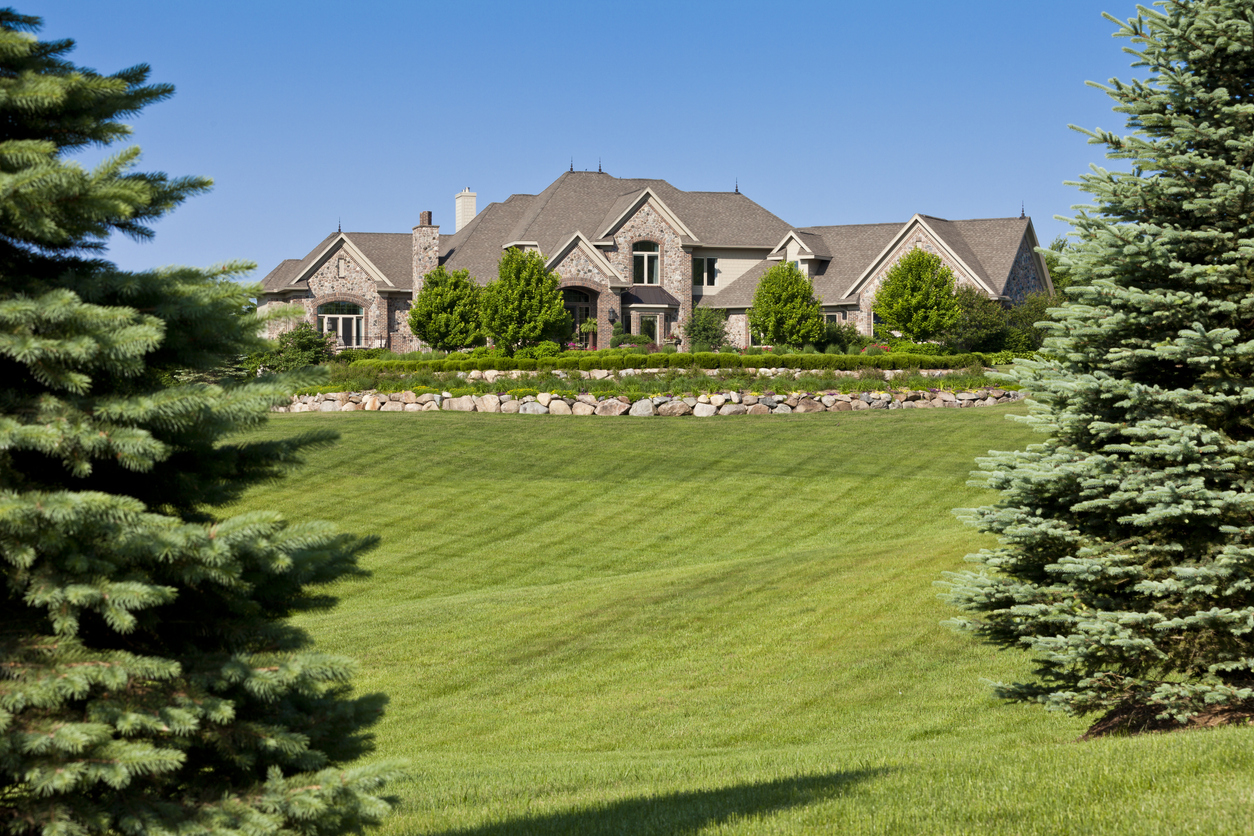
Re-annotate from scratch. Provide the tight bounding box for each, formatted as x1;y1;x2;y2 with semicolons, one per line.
30;1;1142;280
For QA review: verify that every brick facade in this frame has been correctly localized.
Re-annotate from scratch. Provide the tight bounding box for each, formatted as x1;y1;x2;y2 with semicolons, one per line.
605;202;692;350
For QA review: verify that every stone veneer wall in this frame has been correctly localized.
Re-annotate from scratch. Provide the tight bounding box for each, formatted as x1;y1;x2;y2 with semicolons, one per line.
1002;235;1047;302
266;250;389;347
725;312;750;349
605;203;693;350
552;244;614;351
855;227;989;336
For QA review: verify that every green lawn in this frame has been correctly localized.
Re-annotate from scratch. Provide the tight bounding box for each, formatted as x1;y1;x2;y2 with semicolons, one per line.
225;408;1254;835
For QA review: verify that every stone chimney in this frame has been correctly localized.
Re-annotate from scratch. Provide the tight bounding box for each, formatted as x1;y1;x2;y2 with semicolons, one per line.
455;187;477;233
412;211;439;289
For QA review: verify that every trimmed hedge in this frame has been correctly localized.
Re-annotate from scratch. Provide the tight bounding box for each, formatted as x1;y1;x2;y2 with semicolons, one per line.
348;350;997;374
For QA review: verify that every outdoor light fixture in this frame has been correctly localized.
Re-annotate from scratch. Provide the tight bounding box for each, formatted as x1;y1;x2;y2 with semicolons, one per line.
608;308;618;323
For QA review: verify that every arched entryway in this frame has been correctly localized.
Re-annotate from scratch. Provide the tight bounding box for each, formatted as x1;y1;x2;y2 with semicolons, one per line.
563;287;599;349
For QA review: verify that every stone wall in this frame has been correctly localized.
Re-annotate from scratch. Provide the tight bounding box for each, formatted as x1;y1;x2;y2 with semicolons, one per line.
552;244;614;350
726;312;750;349
1003;235;1047;302
605;202;692;350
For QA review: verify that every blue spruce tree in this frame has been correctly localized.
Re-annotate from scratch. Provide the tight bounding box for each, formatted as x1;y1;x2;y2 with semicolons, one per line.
944;0;1254;736
0;11;400;833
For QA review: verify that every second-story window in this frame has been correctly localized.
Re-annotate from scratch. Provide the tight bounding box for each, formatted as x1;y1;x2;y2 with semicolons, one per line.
633;241;659;285
692;256;718;287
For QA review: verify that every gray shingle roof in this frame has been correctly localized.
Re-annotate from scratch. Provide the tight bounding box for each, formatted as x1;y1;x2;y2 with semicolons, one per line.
918;216;1031;296
259;231;415;291
439;172;792;284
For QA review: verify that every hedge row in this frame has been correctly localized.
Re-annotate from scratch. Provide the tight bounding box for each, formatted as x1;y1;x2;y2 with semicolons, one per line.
350;351;999;374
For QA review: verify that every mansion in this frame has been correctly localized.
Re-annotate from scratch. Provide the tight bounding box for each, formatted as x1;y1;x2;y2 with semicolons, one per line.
258;171;1052;352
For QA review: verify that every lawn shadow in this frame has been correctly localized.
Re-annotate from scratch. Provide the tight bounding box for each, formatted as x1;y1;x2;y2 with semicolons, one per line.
428;768;888;836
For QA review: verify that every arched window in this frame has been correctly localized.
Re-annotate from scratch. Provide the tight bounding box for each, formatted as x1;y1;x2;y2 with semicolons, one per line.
632;241;659;285
317;301;364;347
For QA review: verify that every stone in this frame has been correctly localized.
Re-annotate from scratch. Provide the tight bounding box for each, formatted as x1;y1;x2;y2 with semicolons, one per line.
683;397;698;408
759;397;777;408
571;401;596;416
403;403;423;412
629;399;655;417
957;391;980;401
833;393;853;403
693;403;718;417
743;395;758;406
361;397;382;411
652;396;669;405
851;400;870;410
658;400;692;417
772;404;793;414
935;391;957;403
519;401;549;414
830;401;853;412
445;395;476;412
697;394;711;404
595;400;631;416
719;403;747;416
870;400;889;410
380;401;403;412
401;390;417;403
820;395;836;408
783;396;799;408
548;399;572;415
416;393;436;404
730;391;742;404
591;369;611;380
537;392;552;407
388;392;404;401
989;389;1006;399
709;394;726;408
441;391;453;398
484;370;501;384
339;402;358;412
981;397;999;406
467;369;483;381
501;399;521;414
795;398;824;413
479;394;502;413
746;404;771;415
577;393;598;405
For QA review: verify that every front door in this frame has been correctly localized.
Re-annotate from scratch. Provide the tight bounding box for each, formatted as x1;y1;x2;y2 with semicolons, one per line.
563;288;596;349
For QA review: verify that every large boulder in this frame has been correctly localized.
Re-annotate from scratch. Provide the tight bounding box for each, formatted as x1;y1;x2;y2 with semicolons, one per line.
693;403;718;418
571;401;596;416
380;401;403;412
629;399;656;417
320;400;341;412
719;403;747;416
501;399;521;414
477;394;502;413
658;400;693;417
519;401;549;415
537;393;553;407
444;395;477;412
548;399;572;415
595;400;630;416
746;404;771;415
795;398;824;414
772;404;793;414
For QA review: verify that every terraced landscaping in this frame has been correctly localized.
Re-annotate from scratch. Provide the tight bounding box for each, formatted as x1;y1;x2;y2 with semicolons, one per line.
224;406;1254;835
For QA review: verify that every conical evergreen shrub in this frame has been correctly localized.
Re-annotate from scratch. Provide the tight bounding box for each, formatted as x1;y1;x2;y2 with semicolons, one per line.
0;11;400;834
944;0;1254;734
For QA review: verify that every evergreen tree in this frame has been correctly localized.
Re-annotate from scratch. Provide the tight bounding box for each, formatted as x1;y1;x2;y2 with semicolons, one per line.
746;263;823;347
872;248;960;342
943;0;1254;735
407;265;484;351
0;11;400;834
480;248;569;354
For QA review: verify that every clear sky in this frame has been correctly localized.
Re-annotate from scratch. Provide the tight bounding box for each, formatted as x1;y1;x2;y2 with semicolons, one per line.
28;1;1143;281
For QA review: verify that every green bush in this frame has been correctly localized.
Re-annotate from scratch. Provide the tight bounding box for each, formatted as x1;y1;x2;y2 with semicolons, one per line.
515;358;538;371
507;388;539;399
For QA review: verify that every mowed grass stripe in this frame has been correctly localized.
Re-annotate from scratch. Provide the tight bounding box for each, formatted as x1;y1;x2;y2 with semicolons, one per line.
225;406;1254;835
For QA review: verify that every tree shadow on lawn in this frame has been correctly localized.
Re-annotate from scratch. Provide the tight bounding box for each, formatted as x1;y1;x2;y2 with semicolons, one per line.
430;768;889;836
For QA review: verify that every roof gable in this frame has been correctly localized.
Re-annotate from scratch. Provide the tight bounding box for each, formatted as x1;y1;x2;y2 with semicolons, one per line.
546;231;629;288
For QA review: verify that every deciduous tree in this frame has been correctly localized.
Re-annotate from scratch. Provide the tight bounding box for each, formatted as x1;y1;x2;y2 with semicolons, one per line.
408;265;484;351
746;262;823;347
480;248;570;354
872;248;960;341
0;11;399;833
943;0;1254;735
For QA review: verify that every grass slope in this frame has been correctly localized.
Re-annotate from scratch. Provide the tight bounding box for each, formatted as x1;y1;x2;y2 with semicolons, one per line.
226;409;1254;835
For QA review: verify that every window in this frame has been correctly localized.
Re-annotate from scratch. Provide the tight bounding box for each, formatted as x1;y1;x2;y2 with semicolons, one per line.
692;256;718;287
826;311;848;323
793;259;807;277
317;301;364;347
639;314;659;342
633;241;659;285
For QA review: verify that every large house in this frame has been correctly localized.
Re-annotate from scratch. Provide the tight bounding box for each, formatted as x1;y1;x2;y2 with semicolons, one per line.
258;170;1053;352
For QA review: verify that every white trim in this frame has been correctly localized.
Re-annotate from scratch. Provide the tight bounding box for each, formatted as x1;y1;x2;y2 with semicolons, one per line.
597;188;699;241
546;231;630;288
503;240;540;251
842;215;994;299
768;230;813;258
